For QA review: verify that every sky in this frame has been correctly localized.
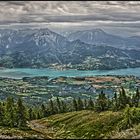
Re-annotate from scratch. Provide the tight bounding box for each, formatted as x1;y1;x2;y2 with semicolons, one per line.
0;1;140;37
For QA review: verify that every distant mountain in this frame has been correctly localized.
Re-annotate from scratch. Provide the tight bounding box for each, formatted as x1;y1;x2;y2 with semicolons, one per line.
126;36;140;47
0;28;68;54
0;28;140;70
68;29;140;50
62;39;140;70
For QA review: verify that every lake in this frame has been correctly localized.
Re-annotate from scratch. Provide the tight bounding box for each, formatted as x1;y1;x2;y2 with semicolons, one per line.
0;67;140;79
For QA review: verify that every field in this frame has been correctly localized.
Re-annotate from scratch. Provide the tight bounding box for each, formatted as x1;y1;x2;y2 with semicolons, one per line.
0;75;139;105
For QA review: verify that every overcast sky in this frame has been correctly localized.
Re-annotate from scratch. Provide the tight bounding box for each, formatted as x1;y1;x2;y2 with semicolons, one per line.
0;1;140;37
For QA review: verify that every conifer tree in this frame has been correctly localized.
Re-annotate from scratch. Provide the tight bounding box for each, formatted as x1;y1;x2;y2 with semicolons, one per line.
133;88;140;107
84;99;87;109
77;97;84;111
88;97;94;110
61;100;66;113
0;102;4;125
41;104;46;117
73;98;78;111
32;111;36;120
56;97;61;113
118;87;129;109
112;92;119;111
37;112;41;119
4;97;15;127
95;91;108;112
16;98;27;128
28;108;33;120
107;95;112;110
49;99;54;114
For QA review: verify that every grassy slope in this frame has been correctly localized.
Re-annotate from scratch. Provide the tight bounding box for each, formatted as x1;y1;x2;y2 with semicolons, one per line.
0;126;46;139
2;110;140;139
29;110;124;139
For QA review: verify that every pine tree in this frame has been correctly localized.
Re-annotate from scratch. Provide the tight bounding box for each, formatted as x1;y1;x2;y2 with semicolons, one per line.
56;97;61;113
4;97;15;127
32;111;36;120
41;104;46;117
49;99;54;114
107;95;112;110
37;112;41;119
0;102;4;125
73;98;78;111
122;87;129;105
16;98;27;129
133;88;140;107
77;97;84;111
84;99;87;109
88;97;94;110
118;87;129;109
61;100;66;113
28;108;33;120
112;92;119;111
95;91;108;112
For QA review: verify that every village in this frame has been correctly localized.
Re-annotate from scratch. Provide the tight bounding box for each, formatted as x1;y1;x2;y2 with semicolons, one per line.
0;75;139;106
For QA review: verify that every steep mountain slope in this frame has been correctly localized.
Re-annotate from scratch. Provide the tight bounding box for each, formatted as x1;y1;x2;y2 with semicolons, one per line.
62;40;140;70
0;28;69;67
68;29;140;50
0;28;68;54
0;28;140;69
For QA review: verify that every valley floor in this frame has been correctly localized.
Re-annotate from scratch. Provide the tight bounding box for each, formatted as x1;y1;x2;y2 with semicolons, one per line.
0;75;139;105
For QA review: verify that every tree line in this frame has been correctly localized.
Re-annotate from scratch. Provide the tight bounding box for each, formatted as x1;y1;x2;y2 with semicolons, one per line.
0;87;139;130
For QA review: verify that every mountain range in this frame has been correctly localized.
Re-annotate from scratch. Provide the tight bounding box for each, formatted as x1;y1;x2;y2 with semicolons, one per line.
68;29;140;50
0;28;140;70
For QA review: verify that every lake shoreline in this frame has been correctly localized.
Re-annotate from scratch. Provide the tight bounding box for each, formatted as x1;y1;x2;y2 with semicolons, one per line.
0;67;139;79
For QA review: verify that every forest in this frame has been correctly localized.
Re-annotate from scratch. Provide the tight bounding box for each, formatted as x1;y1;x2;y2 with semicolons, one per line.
0;87;140;133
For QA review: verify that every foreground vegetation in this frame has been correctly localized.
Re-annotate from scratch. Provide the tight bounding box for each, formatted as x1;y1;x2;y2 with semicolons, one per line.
30;107;140;139
0;87;140;139
0;126;45;139
31;110;121;139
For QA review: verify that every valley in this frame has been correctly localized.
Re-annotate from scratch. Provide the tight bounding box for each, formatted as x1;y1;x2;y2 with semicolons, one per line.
1;1;140;139
0;74;139;106
0;27;140;139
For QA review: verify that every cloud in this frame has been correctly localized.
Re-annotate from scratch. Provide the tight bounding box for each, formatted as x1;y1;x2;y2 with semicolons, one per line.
0;1;140;36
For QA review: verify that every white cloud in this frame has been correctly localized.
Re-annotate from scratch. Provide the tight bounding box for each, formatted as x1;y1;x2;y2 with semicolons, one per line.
0;1;140;36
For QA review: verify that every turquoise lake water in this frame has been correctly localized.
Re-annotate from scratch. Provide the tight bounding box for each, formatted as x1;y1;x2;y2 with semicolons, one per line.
0;67;140;79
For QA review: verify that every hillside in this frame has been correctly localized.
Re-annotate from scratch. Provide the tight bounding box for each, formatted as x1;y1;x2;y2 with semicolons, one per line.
1;89;140;139
0;28;140;70
2;110;140;139
29;110;140;139
29;110;122;139
68;29;140;50
0;126;45;139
